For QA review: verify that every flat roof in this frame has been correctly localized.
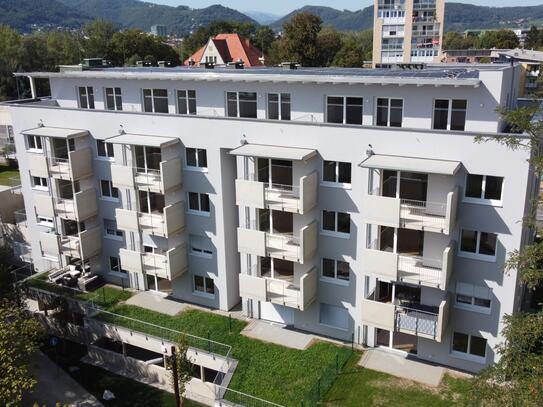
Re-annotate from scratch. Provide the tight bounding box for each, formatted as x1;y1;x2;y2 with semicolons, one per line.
360;154;461;175
107;133;179;148
12;65;503;87
21;126;89;139
229;143;317;161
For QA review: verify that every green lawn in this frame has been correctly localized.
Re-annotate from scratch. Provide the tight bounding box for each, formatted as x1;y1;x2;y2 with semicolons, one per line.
322;353;473;406
0;165;19;186
98;304;352;406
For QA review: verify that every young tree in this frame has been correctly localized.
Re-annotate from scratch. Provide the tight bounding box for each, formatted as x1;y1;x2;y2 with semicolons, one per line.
471;106;543;406
171;334;193;407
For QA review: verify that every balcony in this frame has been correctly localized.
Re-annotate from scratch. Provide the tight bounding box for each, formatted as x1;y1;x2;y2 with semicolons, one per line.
235;171;318;214
39;227;102;260
115;201;185;238
54;188;98;221
111;158;182;194
412;30;440;37
119;245;188;281
413;0;437;10
361;294;451;343
237;221;318;264
48;148;93;180
362;242;454;289
239;267;318;311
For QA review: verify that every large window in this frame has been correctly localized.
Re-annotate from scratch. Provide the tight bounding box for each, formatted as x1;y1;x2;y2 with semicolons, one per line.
319;303;349;330
268;93;291;120
188;192;210;214
190;234;213;258
142;88;169;113
226;92;257;118
177;90;197;115
452;332;487;360
464;174;503;204
433;99;467;131
186;148;207;169
78;86;95;109
322;160;351;186
100;180;119;200
460;229;497;260
103;218;123;240
376;98;403;127
109;256;126;274
326;96;363;125
193;275;215;297
96;140;114;159
455;282;491;314
31;176;48;191
26;134;42;151
322;258;350;283
322;210;351;236
105;87;123;111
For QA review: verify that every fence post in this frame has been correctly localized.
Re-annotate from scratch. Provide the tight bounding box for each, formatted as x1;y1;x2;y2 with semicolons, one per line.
351;332;355;351
336;353;339;374
102;287;106;304
208;331;211;352
317;378;320;399
229;314;232;332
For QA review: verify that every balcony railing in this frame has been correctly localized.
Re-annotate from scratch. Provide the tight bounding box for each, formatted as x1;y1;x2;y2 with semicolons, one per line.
412;30;440;37
120;244;188;281
395;305;438;338
115;201;185;238
399;198;447;231
54;188;98;221
111;159;182;194
47;148;93;180
40;227;102;260
413;0;437;10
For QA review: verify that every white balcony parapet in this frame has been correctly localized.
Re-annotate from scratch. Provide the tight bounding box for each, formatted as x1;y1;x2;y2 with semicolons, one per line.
239;267;318;310
237;221;318;264
112;158;182;193
235;171;318;214
54;187;98;221
48;148;93;180
40;227;101;260
120;244;188;281
115;201;185;238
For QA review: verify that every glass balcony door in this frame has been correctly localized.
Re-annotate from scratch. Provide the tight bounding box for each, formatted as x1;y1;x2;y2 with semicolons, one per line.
381;170;428;202
134;145;161;173
257;158;293;191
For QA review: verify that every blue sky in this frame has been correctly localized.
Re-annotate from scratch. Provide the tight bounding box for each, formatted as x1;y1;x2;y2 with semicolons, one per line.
148;1;543;15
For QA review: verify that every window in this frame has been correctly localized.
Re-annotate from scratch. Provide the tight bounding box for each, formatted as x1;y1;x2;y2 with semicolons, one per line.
193;275;215;297
26;134;43;151
105;87;122;111
31;176;48;191
100;180;119;200
455;282;491;313
322;210;350;236
142;88;169;113
267;93;291;120
460;229;497;260
190;234;213;257
78;86;95;109
37;216;54;227
188;192;210;214
103;219;123;240
322;160;351;185
322;258;350;283
319;303;349;330
433;99;467;131
186;148;207;169
376;98;403;127
177;90;197;115
452;332;487;360
226;92;257;118
96;140;114;159
109;256;125;274
465;174;503;204
326;96;363;125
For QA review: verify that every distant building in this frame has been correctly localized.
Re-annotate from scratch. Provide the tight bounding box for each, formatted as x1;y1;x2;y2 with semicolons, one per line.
373;0;445;66
442;49;506;64
496;48;543;96
184;33;266;67
463;28;532;46
150;25;168;37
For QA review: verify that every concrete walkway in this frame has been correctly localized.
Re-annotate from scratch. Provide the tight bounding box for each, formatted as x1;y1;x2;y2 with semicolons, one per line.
359;349;445;387
23;351;104;407
125;291;187;316
241;320;316;350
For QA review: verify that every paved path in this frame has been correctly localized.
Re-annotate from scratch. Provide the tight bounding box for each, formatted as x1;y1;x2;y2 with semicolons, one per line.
23;351;104;407
125;291;187;316
359;349;445;387
241;319;316;350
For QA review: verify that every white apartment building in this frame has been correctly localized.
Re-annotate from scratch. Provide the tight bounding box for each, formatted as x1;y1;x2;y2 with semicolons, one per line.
3;63;536;374
373;0;445;66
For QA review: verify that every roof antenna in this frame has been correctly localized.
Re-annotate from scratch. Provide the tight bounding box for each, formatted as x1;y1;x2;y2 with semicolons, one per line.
37;119;44;127
118;125;126;135
366;144;374;157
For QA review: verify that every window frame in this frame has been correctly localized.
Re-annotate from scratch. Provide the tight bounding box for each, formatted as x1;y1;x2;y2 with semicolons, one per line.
463;174;504;206
325;95;364;125
103;218;124;241
96;140;115;160
193;274;215;298
226;91;258;119
187;192;211;216
142;88;169;113
100;179;120;201
321;160;352;188
176;89;197;115
185;148;208;171
37;216;54;228
454;282;492;314
451;332;487;363
108;255;126;275
77;86;95;109
321;257;350;285
104;87;123;111
459;229;498;262
432;99;467;131
375;97;403;127
31;176;48;191
321;210;351;238
319;303;349;331
267;93;291;121
189;234;213;258
26;134;43;152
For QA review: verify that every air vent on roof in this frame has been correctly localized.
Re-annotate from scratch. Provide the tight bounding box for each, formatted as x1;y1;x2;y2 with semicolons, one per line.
136;61;153;67
204;62;215;69
281;62;300;70
158;61;173;68
227;60;244;69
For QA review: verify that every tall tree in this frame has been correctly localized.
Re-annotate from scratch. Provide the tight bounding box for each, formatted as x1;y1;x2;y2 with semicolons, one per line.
525;26;541;50
316;27;343;67
82;19;116;59
280;12;322;67
332;30;373;68
171;334;193;407
476;29;520;49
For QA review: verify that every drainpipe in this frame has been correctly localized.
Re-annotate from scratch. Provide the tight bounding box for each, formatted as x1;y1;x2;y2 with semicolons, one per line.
28;76;37;99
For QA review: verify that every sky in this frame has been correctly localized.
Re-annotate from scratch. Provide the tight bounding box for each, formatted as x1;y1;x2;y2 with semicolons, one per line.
148;0;543;16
